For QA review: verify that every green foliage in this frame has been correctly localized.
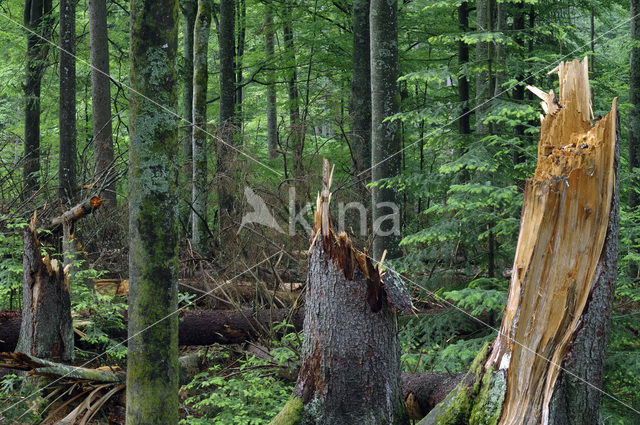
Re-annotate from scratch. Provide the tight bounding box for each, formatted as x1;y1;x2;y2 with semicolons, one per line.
181;323;300;424
442;278;508;317
0;216;27;310
0;374;42;424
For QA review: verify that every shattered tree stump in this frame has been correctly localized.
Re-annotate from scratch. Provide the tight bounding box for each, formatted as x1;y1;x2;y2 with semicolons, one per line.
271;159;412;425
16;218;74;362
420;57;619;425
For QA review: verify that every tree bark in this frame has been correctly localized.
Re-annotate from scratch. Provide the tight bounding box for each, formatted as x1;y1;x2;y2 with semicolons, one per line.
271;160;411;425
16;220;74;362
420;58;619;425
475;0;492;135
127;0;179;423
265;5;278;159
23;0;52;197
89;0;116;206
192;0;211;255
235;0;246;131
350;0;371;200
59;0;76;204
217;0;236;249
371;0;401;260
180;0;197;233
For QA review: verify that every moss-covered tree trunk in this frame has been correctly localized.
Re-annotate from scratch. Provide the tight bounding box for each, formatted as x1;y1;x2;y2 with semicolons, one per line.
23;0;52;197
217;0;236;252
191;0;211;255
265;5;278;159
419;58;619;425
350;0;371;203
370;0;401;260
16;220;73;362
89;0;116;206
271;160;411;425
126;0;180;423
180;0;196;233
59;0;76;204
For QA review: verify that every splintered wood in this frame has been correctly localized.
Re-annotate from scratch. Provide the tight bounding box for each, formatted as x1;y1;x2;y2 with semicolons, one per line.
486;58;618;425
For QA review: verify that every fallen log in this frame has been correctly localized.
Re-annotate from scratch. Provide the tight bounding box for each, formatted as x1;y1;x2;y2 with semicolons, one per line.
0;308;305;352
420;58;620;425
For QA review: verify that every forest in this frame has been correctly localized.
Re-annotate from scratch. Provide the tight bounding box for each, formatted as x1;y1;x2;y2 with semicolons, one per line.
0;0;639;423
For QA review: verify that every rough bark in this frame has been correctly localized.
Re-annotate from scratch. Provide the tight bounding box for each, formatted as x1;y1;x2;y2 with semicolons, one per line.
127;0;180;423
350;0;371;199
271;160;411;425
265;5;278;159
23;0;52;196
16;220;74;362
180;0;197;232
191;0;211;255
59;0;76;204
475;0;491;135
217;0;236;247
370;0;401;260
235;0;246;129
89;0;116;206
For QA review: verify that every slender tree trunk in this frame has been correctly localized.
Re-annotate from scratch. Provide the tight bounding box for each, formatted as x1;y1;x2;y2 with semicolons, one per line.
180;0;197;233
493;0;506;98
16;221;74;362
89;0;116;206
513;1;526;167
350;0;371;202
457;2;470;135
235;0;246;133
23;0;52;197
59;0;76;204
283;10;305;204
270;160;410;425
126;1;179;423
475;0;490;134
265;6;278;159
371;0;401;260
192;0;211;255
217;0;236;245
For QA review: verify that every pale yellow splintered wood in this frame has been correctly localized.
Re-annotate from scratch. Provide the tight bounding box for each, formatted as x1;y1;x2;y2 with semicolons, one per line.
486;57;617;425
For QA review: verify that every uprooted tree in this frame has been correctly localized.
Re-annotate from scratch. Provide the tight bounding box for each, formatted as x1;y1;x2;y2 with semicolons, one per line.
419;57;619;425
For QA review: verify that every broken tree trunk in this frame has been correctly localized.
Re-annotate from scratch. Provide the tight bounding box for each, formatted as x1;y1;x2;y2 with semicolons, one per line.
271;159;412;425
45;195;103;232
17;218;74;362
419;57;619;425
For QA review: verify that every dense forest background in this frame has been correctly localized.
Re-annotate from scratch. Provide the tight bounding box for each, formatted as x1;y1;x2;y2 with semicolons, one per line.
0;0;639;423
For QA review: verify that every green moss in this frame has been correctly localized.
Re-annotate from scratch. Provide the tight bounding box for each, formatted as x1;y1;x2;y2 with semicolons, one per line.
469;368;507;425
417;343;491;425
270;396;303;425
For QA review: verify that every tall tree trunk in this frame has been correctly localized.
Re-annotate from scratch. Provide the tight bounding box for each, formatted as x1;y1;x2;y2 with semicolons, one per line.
180;0;197;233
631;0;640;280
265;6;278;159
420;58;619;425
89;0;116;206
475;0;492;134
59;0;76;204
270;160;411;425
217;0;236;248
126;1;179;423
457;2;470;135
192;0;211;255
16;220;73;362
283;9;305;205
23;0;52;197
493;0;506;98
513;0;526;167
235;0;246;133
371;0;401;260
350;0;371;202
